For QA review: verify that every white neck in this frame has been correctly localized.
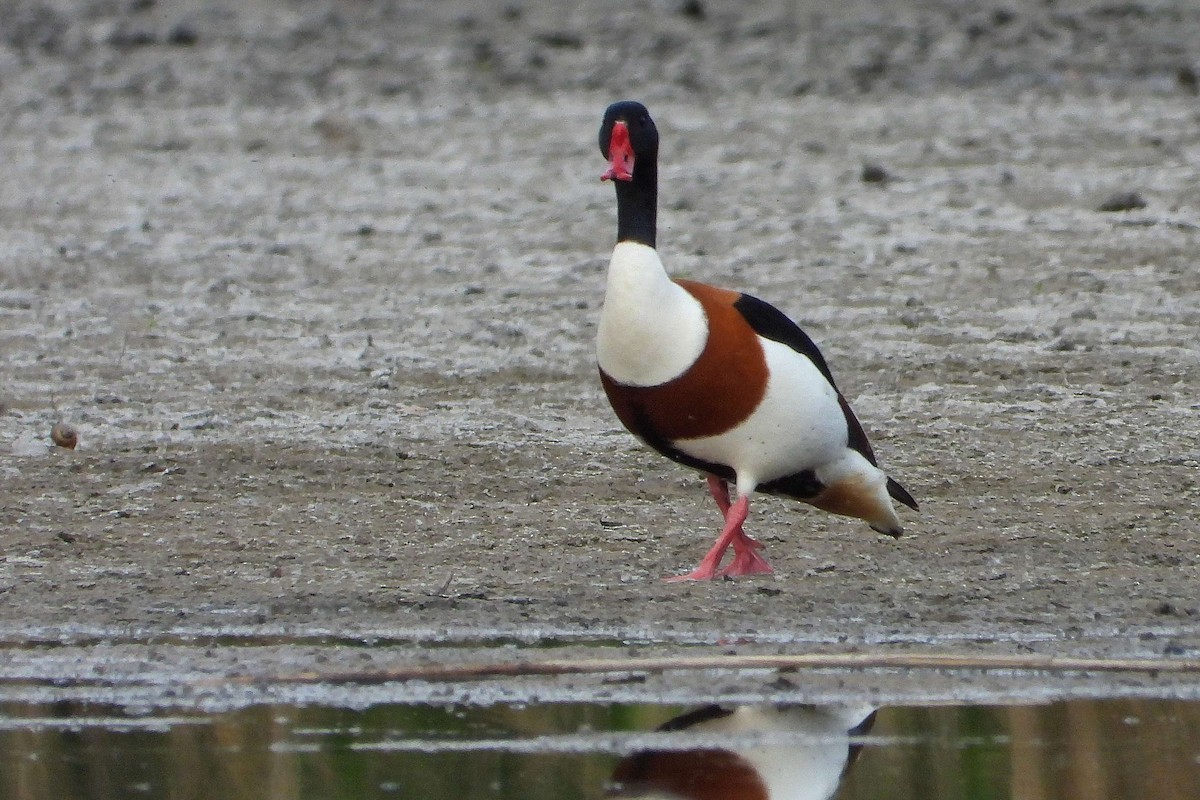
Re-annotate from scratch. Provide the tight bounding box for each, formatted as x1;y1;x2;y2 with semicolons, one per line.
596;242;707;387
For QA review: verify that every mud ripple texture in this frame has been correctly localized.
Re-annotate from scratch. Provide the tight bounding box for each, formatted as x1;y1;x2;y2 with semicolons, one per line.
0;0;1198;702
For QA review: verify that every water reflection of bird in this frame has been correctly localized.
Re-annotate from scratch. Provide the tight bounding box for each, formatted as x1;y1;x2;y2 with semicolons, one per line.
596;101;917;581
607;704;876;800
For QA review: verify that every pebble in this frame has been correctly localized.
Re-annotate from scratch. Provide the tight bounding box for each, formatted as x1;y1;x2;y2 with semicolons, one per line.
51;422;78;449
1097;191;1146;212
861;163;893;184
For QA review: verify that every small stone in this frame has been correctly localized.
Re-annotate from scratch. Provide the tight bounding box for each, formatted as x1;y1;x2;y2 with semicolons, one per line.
1178;66;1199;95
108;28;156;48
51;422;78;449
532;31;583;49
167;24;198;46
677;0;706;20
1097;191;1146;212
860;163;892;184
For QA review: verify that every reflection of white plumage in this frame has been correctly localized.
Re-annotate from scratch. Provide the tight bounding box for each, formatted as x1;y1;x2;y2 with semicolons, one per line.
608;704;877;800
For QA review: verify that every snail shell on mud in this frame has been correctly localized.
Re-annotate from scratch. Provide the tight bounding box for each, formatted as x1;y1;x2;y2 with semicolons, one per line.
51;422;79;450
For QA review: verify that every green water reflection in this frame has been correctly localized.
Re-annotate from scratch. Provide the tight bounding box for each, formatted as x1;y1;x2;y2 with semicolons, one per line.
1;699;1198;799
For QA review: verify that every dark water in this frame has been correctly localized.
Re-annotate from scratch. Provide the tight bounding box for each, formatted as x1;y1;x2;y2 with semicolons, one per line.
2;698;1199;799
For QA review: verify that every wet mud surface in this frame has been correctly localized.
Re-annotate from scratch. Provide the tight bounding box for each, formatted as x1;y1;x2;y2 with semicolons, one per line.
1;0;1198;705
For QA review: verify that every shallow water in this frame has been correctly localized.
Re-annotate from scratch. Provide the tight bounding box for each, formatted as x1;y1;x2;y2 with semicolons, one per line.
2;698;1198;799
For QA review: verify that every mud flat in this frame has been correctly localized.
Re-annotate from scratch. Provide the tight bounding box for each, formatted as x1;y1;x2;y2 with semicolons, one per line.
1;0;1198;705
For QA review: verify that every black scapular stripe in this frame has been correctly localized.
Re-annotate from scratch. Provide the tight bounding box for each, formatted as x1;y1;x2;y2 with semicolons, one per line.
733;293;918;511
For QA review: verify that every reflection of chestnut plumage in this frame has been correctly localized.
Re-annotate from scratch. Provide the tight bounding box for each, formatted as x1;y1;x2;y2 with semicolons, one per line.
50;422;79;450
608;704;876;800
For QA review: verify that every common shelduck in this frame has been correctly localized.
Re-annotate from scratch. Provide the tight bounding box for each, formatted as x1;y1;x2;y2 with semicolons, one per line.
608;704;877;800
596;100;918;581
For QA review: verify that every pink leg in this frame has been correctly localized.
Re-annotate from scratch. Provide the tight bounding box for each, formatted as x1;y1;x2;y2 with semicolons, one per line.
719;523;773;578
707;476;771;576
706;475;732;515
666;490;774;581
666;494;749;582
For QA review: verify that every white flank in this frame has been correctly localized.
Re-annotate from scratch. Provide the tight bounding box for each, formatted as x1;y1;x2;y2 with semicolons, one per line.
597;241;708;386
814;448;888;493
675;337;845;495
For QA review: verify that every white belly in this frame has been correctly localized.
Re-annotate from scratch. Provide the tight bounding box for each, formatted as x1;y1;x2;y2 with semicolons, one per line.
673;337;846;494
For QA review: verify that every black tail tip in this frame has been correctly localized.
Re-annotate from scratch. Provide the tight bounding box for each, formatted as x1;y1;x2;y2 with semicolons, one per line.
887;477;919;511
